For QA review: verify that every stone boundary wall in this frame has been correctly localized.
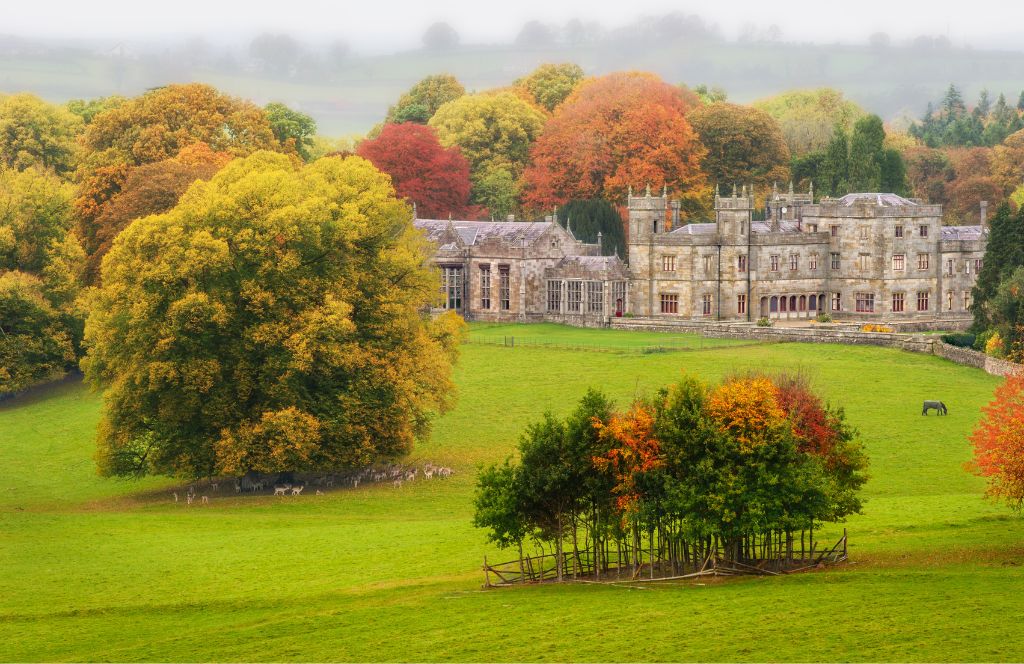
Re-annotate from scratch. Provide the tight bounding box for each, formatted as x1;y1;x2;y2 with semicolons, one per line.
933;341;1021;376
610;317;1020;377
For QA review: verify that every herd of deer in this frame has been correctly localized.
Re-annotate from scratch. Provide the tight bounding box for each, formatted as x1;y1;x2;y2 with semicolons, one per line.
171;462;454;505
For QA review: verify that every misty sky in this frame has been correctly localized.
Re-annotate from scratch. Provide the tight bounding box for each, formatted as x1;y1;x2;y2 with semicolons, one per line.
7;0;1024;51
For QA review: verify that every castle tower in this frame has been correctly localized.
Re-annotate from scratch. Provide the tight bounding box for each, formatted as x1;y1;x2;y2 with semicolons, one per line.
627;183;668;243
715;184;754;239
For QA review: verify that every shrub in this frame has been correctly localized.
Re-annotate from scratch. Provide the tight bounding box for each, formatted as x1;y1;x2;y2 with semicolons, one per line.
975;329;995;351
861;323;894;333
756;316;773;327
815;313;832;323
942;332;976;348
985;331;1006;357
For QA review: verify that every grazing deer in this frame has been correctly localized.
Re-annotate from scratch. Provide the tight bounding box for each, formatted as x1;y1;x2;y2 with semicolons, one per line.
173;492;179;503
424;469;434;479
273;484;290;496
352;478;360;489
211;482;219;492
186;494;194;505
393;479;403;489
234;480;241;493
315;489;323;496
291;485;304;496
201;495;209;504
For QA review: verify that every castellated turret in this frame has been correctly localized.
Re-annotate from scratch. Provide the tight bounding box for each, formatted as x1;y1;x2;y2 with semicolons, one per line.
627;184;668;242
715;184;754;239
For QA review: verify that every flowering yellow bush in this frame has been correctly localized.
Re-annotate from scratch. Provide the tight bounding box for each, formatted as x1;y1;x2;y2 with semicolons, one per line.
985;331;1006;358
860;323;894;333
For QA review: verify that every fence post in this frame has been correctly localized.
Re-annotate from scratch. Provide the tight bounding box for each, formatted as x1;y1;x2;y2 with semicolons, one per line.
483;555;491;588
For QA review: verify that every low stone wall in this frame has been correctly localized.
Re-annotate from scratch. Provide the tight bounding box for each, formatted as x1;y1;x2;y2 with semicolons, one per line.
611;317;932;352
933;341;1021;376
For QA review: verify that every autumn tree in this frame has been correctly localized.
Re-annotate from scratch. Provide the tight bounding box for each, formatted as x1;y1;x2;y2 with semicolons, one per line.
264;102;317;161
83;143;231;281
356;123;472;219
81;83;280;167
687;102;790;194
386;74;465;125
66;96;125;125
754;88;865;157
992;129;1024;193
522;72;707;215
429;92;546;211
969;373;1024;511
0;93;82;177
973;203;1024;330
82;152;464;478
513;63;585;113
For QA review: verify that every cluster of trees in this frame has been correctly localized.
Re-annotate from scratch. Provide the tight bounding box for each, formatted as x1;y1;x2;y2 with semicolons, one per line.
970;373;1024;513
970;203;1024;359
474;374;868;579
910;85;1024;149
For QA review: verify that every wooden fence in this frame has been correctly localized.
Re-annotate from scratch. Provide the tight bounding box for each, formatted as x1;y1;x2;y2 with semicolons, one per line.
483;530;848;587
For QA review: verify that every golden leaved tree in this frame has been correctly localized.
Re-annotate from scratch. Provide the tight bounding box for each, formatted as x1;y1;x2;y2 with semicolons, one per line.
83;151;464;478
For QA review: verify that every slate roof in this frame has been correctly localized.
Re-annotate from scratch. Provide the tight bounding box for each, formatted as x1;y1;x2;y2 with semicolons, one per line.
414;219;555;246
834;193;918;207
941;225;985;241
669;223;716;235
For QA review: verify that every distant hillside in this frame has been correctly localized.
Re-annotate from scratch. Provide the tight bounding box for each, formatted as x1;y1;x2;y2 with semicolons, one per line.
3;38;1024;135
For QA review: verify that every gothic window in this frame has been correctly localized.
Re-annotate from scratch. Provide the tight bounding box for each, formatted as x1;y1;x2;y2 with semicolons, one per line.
895;225;904;238
567;281;582;313
499;265;511;311
830;253;841;270
587;281;604;313
809;294;817;311
831;292;841;311
738;254;747;272
855;292;875;313
480;265;491;309
546;280;561;312
660;293;678;314
892;254;905;271
770;255;779;271
442;266;462;311
809;253;818;270
917;253;929;270
612;282;627;312
917;291;930;311
892;292;905;313
770;296;778;313
790;254;799;270
701;294;712;316
919;225;929;238
737;294;746;315
946;259;954;276
662;255;675;272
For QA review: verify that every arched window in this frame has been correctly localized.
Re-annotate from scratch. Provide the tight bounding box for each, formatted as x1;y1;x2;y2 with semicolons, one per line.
760;297;769;317
809;294;817;311
770;296;778;313
789;295;797;311
780;296;788;312
799;295;807;311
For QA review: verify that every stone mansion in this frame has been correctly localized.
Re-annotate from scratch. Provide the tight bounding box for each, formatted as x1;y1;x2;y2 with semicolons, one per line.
413;185;987;325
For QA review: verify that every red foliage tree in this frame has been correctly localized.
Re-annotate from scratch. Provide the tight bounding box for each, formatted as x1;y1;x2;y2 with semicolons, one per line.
357;123;473;219
970;373;1024;510
522;71;707;213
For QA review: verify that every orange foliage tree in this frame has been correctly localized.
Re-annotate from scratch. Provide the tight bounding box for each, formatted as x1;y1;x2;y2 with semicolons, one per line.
970;373;1024;510
593;403;663;519
521;72;706;215
705;375;787;453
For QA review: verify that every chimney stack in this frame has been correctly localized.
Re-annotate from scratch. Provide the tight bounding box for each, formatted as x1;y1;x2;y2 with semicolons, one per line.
980;200;989;229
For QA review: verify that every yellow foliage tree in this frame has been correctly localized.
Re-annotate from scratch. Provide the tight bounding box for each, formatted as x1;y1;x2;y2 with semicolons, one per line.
83;151;465;477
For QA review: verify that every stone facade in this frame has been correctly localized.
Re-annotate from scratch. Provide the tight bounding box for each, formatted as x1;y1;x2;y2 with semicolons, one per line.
415;186;986;326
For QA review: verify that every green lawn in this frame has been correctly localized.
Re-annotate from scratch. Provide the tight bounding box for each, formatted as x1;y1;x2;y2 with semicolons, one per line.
1;324;1022;661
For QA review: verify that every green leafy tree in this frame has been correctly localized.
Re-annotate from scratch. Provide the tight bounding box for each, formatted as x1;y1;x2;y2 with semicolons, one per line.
818;126;849;197
66;96;126;125
0;271;77;393
386;74;466;125
264;102;317;161
0;94;82;177
513;63;584;112
472;165;520;220
82;152;464;478
753;88;865;157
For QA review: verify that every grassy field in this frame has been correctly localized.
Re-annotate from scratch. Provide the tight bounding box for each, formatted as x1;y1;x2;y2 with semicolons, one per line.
1;324;1022;661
